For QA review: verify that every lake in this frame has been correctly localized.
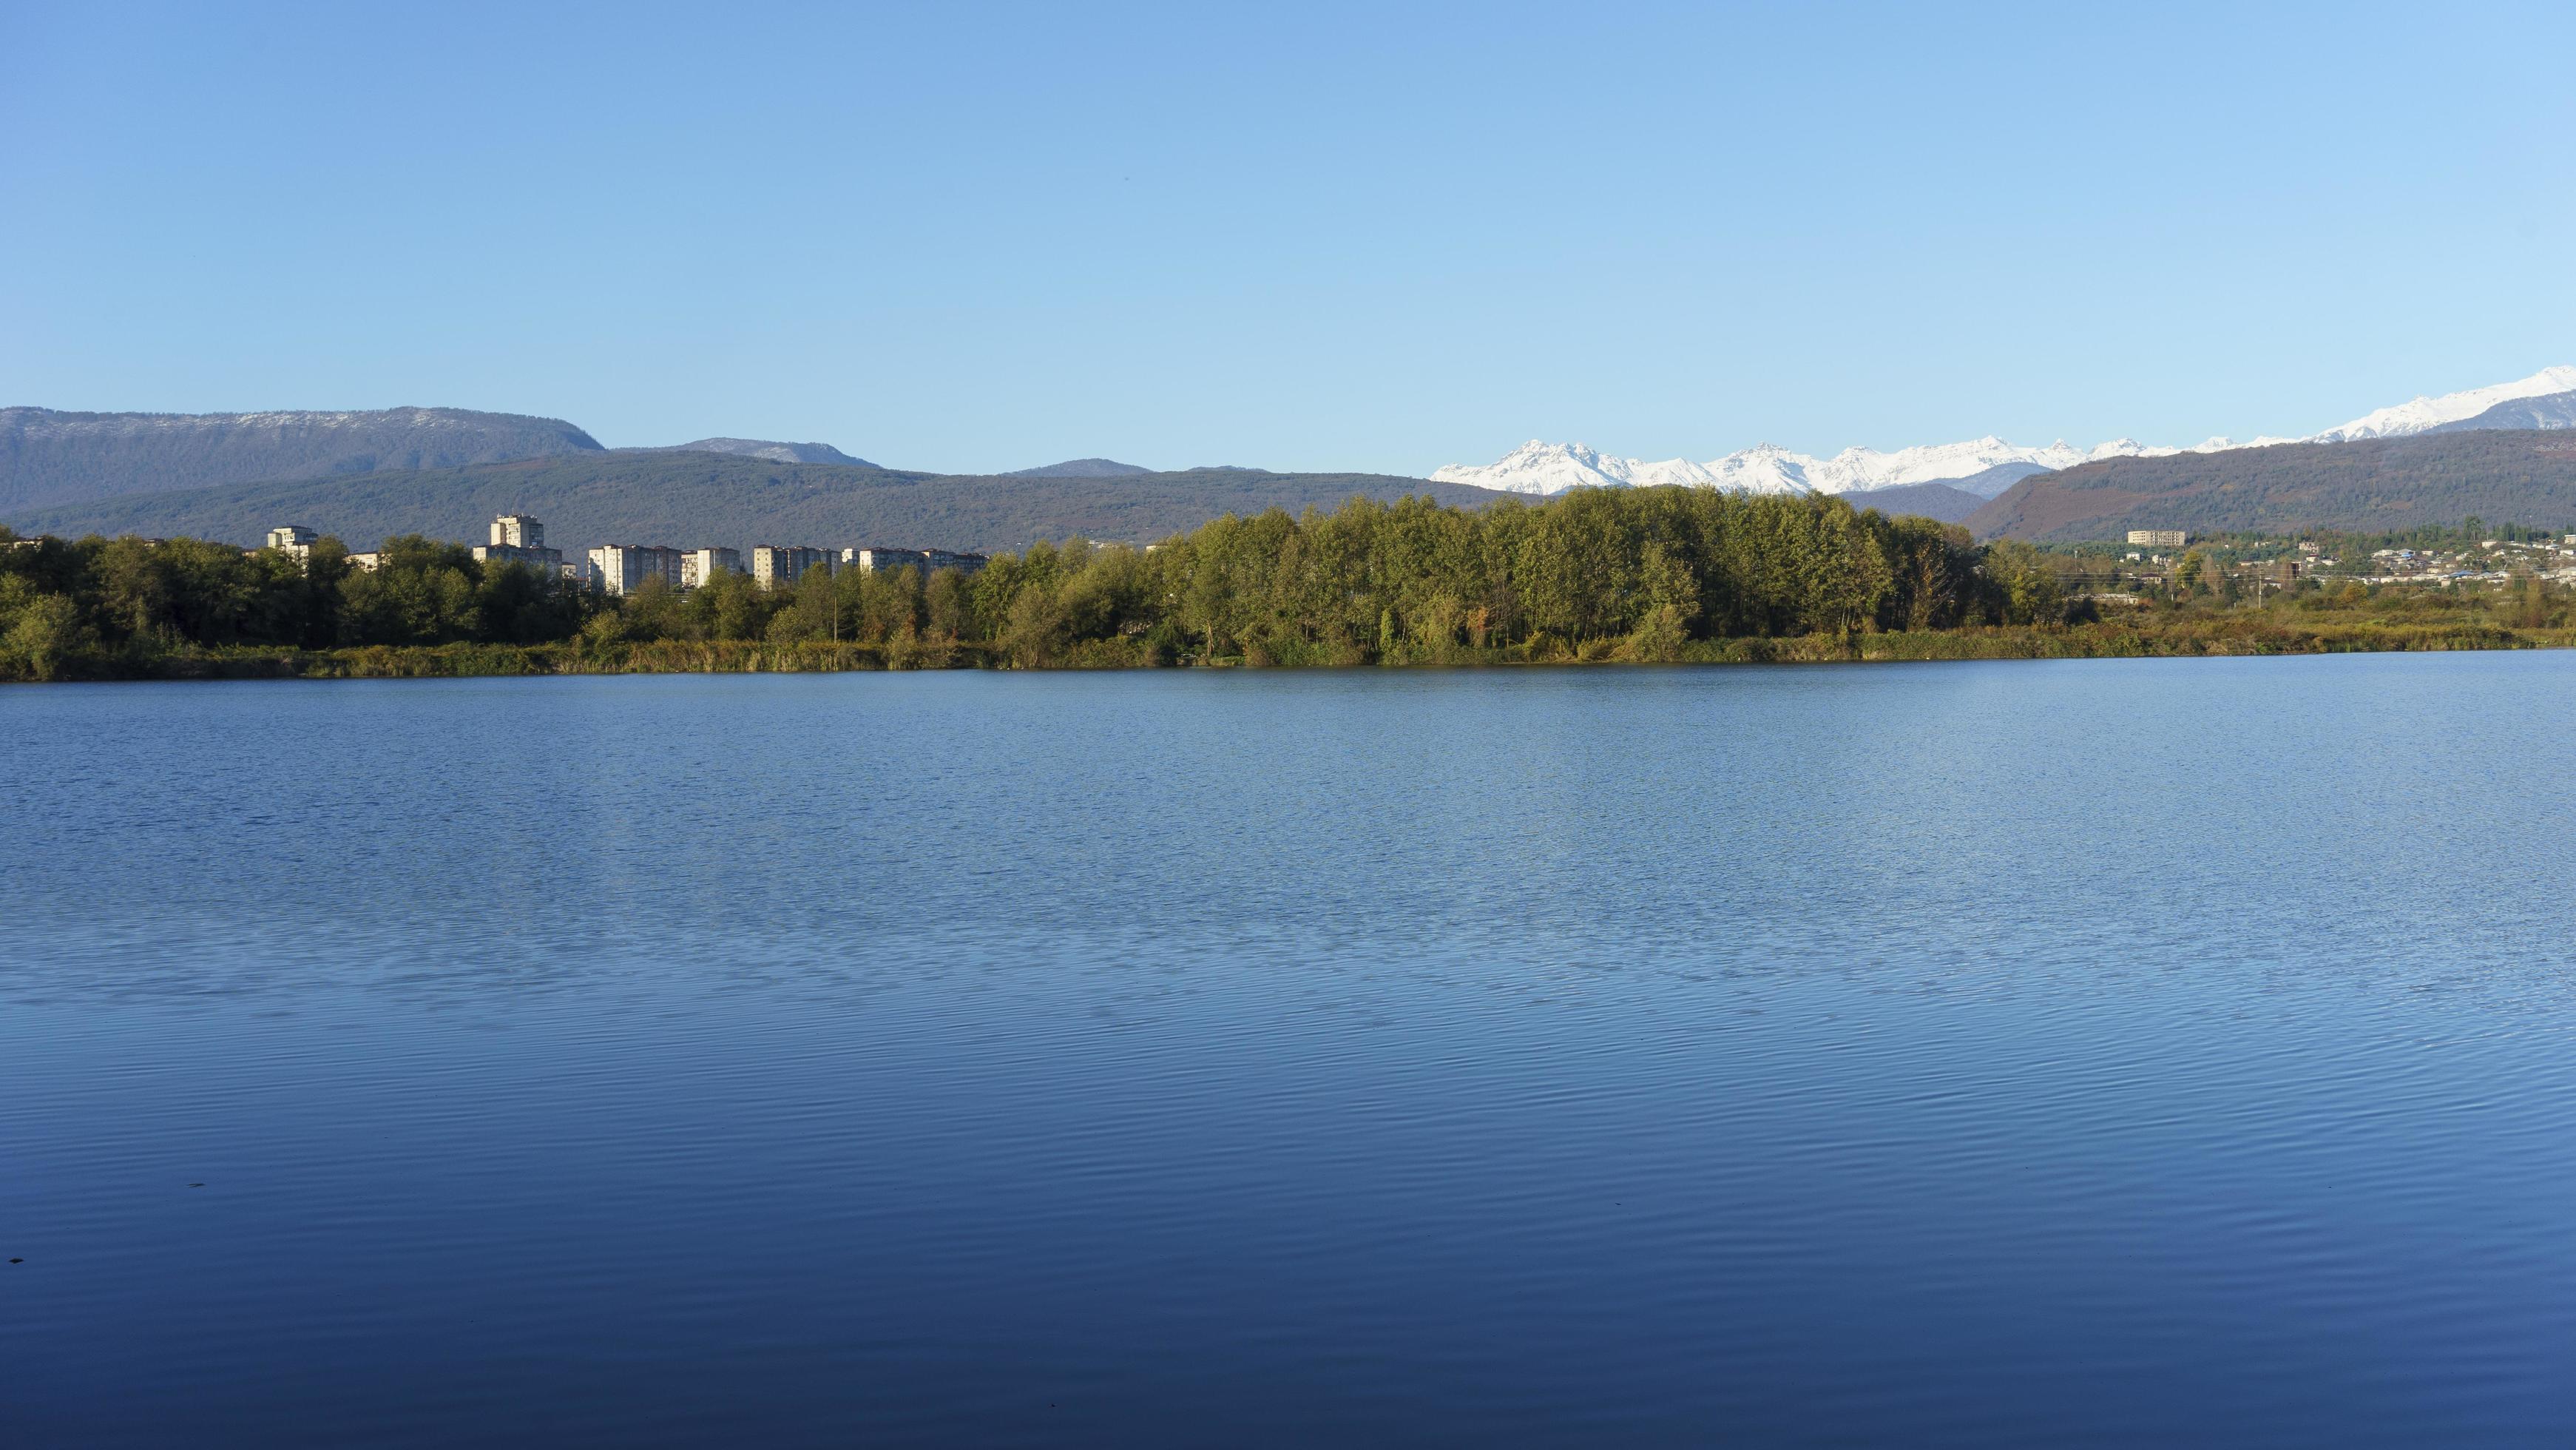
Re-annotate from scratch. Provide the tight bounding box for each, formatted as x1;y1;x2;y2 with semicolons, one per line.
6;656;2575;1446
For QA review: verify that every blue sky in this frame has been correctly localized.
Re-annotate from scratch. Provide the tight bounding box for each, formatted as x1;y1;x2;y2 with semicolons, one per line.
6;1;2573;475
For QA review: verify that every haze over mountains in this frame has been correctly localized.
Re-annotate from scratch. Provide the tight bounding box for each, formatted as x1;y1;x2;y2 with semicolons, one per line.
1003;459;1265;478
10;452;1498;556
0;406;601;513
650;437;876;467
0;402;1381;552
1005;458;1156;478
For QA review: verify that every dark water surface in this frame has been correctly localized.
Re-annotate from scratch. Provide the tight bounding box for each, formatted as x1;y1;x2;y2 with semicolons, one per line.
7;658;2576;1446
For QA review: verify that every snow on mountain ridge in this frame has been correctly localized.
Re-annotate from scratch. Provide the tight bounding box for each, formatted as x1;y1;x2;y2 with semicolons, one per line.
2308;366;2576;443
1431;441;1728;494
1433;437;2118;499
3;406;561;439
1433;369;2573;497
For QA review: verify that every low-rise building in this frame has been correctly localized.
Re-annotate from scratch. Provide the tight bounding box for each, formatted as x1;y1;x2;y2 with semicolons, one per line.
2127;529;2189;547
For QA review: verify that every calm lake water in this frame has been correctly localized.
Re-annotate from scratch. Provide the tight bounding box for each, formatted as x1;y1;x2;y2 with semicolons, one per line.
7;657;2576;1446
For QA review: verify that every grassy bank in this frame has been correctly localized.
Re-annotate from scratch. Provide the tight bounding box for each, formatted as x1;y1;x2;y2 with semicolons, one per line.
92;638;993;681
1671;617;2576;664
27;616;2576;682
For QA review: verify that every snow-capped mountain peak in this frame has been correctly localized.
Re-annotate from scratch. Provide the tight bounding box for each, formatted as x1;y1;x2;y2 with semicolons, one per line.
1429;441;1723;493
1430;367;2576;499
2308;365;2576;443
1436;435;2101;499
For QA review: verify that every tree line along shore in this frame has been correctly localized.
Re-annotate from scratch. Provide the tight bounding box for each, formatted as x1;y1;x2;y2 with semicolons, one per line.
7;488;2576;682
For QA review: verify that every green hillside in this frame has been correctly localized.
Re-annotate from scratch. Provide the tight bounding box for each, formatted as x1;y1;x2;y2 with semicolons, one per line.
4;449;1503;553
1968;430;2576;542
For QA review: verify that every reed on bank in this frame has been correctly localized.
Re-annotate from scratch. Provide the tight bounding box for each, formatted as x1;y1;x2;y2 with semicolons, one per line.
47;616;2576;682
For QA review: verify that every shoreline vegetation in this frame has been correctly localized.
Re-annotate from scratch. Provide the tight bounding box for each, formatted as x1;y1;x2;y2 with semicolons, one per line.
10;489;2576;682
70;621;2576;681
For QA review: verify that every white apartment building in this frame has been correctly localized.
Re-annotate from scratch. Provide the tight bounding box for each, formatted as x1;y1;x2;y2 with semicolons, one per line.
585;544;685;596
842;547;921;576
258;524;325;573
844;546;987;577
473;513;565;575
680;547;744;588
751;545;831;590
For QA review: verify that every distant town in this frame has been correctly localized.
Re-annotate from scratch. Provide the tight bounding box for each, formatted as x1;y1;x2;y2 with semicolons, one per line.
258;515;989;594
239;514;2576;607
2029;524;2576;607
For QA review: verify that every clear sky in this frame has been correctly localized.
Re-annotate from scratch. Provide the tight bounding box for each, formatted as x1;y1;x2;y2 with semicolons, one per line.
6;1;2573;475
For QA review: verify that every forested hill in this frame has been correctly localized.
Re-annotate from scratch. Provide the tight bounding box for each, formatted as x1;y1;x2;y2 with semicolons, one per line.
4;450;1505;553
0;406;602;513
1967;430;2576;542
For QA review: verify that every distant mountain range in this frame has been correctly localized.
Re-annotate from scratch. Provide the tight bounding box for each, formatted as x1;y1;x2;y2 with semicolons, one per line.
18;367;2576;553
1433;367;2576;501
0;403;1440;553
1004;459;1264;477
1006;457;1155;478
0;403;1288;516
7;451;1499;555
651;437;876;467
2311;368;2576;442
1433;436;2188;499
0;405;601;513
2426;389;2576;434
1840;481;1988;525
1964;431;2576;542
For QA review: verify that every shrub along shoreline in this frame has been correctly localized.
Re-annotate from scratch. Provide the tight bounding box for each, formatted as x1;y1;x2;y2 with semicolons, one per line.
48;617;2576;683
